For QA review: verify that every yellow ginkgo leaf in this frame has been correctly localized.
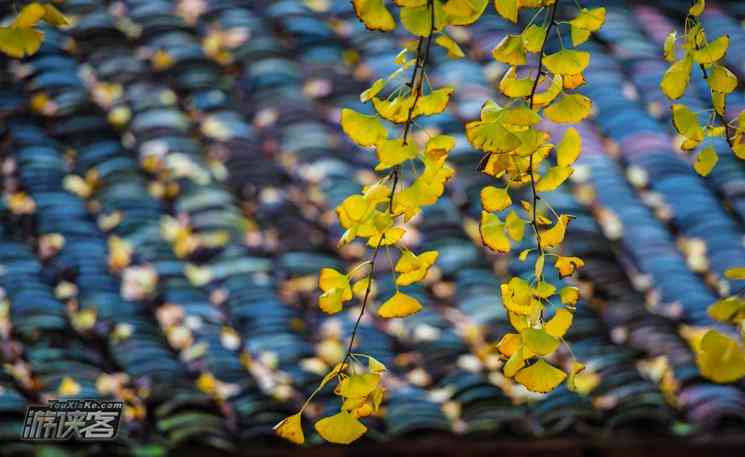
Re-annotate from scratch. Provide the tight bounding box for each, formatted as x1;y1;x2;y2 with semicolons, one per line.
724;267;745;279
499;66;534;98
521;328;560;356
671;103;704;146
660;56;692;100
535;166;574;192
557;127;581;167
371;95;415;124
442;0;489;25
560;286;580;306
425;134;456;159
693;146;718;176
693;35;728;65
480;186;511;212
466;120;521;153
15;3;45;28
540;215;571;249
707;64;738;94
522;24;546;53
375;138;418;170
505;210;525;242
570;26;591;47
544;308;573;338
532;74;563;107
367;355;387;374
562;72;586;90
352;277;375;298
413;87;454;117
0;26;44;58
501;277;533;315
494;0;519;22
496;332;521;357
42;4;70;26
480;211;510;253
274;413;305;445
543;49;591;76
663;31;677;62
400;2;447;36
514;359;567;393
503;347;527;377
340;373;381;398
395;250;438;286
554;256;584;277
340;109;387;147
544;94;592;123
570;7;606;32
352;0;396;32
695;329;745;383
361;79;386;102
315;411;368;444
689;0;705;16
377;291;423;318
319;268;352;297
492;34;527;66
435;34;464;58
708;296;745;323
500;105;541;126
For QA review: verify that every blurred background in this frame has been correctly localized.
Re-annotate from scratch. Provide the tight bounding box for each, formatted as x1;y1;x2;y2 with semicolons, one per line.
2;0;745;455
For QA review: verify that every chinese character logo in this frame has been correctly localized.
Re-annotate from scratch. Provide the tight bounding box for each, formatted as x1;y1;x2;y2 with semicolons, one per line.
22;400;122;441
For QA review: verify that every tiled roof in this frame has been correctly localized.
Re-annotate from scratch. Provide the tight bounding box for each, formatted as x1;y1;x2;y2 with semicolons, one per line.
1;0;745;453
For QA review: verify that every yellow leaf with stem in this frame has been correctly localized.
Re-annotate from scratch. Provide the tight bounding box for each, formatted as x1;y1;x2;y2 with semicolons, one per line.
522;24;547;53
514;359;567;393
0;26;43;58
492;34;527;66
532;75;563;107
499;66;534;98
361;79;386;102
374;138;418;171
442;0;489;25
671;104;704;148
494;0;519;22
540;215;571;249
707;64;737;94
15;3;45;28
377;292;423;318
400;2;447;36
435;34;464;58
535;166;574;192
505;210;525;242
557;127;581;167
664;32;677;62
315;411;368;444
693;35;728;65
413;86;454;117
708;296;745;323
480;211;510;253
543;49;591;76
395;250;438;286
693;146;718;176
695;329;745;383
274;414;304;445
544;94;592;123
352;0;396;32
554;256;584;277
689;0;705;16
501;277;533;315
660;56;692;100
521;328;560;356
481;186;511;212
341;109;387;147
544;308;573;337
